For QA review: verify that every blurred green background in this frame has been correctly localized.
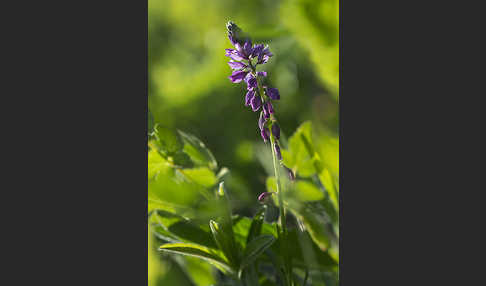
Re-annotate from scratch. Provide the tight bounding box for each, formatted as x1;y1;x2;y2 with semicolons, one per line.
149;0;338;284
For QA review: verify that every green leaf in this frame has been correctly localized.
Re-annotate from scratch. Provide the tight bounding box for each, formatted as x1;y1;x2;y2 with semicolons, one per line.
150;210;218;249
148;147;168;180
319;168;339;210
285;121;318;178
171;151;194;168
159;243;233;274
153;125;183;155
240;234;276;270
182;167;217;188
246;206;266;244
178;130;218;170
290;205;331;251
209;220;239;268
292;180;324;202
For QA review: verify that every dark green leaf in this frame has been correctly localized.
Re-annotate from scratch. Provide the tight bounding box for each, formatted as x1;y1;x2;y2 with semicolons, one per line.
240;234;276;270
209;220;239;268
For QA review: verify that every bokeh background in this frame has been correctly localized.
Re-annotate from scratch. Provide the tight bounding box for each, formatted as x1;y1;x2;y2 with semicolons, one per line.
149;0;338;284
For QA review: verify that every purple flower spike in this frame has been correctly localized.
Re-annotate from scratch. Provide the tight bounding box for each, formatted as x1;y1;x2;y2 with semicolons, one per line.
266;88;280;100
245;90;255;106
284;166;295;181
228;61;247;70
258;191;274;203
258;112;267;130
261;128;270;143
251;95;262;111
272;123;280;140
229;70;248;83
274;143;282;160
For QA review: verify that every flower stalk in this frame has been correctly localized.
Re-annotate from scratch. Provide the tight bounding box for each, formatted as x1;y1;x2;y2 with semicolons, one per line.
225;21;294;285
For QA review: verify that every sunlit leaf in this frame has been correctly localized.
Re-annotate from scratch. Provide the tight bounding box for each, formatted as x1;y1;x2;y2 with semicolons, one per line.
178;130;218;170
182;167;217;188
153;125;183;155
159;242;233;274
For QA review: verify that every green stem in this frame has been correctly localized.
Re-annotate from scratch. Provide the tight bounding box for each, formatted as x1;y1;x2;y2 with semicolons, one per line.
250;61;292;285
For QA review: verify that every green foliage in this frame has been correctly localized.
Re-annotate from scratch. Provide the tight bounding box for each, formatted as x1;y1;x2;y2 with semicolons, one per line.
159;243;233;274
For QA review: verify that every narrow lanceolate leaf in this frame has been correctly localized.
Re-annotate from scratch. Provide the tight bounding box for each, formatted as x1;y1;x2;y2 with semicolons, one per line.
209;220;239;268
240;234;276;270
159;243;233;274
246;206;266;244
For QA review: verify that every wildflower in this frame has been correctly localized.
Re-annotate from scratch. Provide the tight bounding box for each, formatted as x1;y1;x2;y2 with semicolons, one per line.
263;102;274;118
271;123;280;140
260;128;270;143
258;112;267;130
225;49;246;61
251;95;262;111
229;70;248;83
245;73;258;90
228;61;247;70
266;87;280;100
245;90;255;106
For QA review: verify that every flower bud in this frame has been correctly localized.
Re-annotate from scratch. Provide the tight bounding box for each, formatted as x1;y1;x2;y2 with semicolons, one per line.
266;87;280;100
258;112;267;130
245;90;255;106
261;127;270;143
251;95;262;111
271;123;280;140
258;192;274;203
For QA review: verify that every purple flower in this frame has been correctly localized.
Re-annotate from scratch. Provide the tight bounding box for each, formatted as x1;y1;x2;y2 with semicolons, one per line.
251;95;262;111
225;49;246;61
229;70;248;83
258;191;274;203
266;87;280;100
260;127;270;143
262;102;270;119
245;73;258;90
263;102;274;117
251;44;264;58
245;90;255;106
257;45;273;64
228;61;247;70
243;40;253;57
257;71;267;77
271;123;280;140
274;143;282;160
258;112;267;130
